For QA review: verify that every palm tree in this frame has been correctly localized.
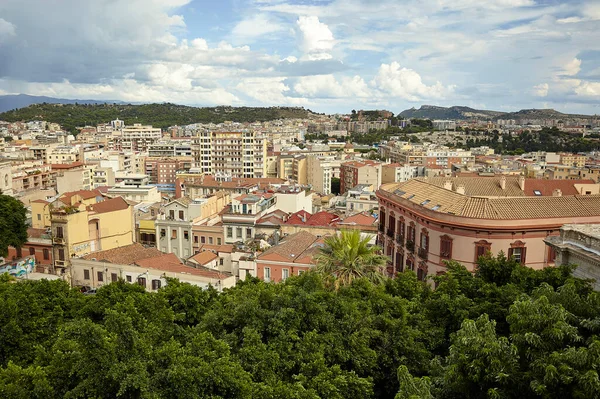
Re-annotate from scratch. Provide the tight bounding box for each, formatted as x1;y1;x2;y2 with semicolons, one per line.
315;229;387;289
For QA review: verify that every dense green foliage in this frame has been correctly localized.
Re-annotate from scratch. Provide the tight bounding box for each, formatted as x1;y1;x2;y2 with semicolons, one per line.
0;103;315;133
462;127;600;154
0;254;599;398
0;195;28;257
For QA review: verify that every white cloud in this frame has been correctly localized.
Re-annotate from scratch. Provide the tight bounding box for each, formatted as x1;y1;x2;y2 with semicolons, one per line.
574;81;600;97
293;75;371;98
372;62;454;101
563;58;582;76
236;77;307;105
0;18;16;42
532;83;549;97
231;14;283;43
296;16;334;60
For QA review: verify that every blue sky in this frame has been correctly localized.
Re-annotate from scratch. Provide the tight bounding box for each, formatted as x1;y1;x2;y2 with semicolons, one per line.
0;0;598;114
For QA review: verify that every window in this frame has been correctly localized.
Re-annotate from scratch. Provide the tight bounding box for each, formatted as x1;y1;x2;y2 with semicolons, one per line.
219;258;224;266
440;235;453;259
83;269;90;280
37;214;41;220
97;271;104;282
58;248;65;261
548;246;557;263
201;236;206;244
169;210;175;219
533;190;542;196
29;247;35;256
420;230;429;251
227;227;233;238
194;235;199;244
264;267;271;282
138;277;147;288
282;269;289;280
474;240;492;262
179;210;184;220
43;248;49;260
432;204;441;211
298;270;305;275
126;275;132;282
236;227;242;238
111;273;118;282
55;226;63;238
420;199;430;205
217;238;222;245
508;241;526;264
184;231;189;240
246;228;252;237
209;237;213;244
171;229;177;239
160;229;166;237
152;279;161;290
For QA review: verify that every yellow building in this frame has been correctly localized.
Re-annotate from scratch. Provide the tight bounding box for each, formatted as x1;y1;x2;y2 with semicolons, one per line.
560;153;587;168
50;191;133;271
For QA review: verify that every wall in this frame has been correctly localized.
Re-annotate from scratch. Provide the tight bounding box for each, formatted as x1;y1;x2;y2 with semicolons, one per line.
0;256;35;278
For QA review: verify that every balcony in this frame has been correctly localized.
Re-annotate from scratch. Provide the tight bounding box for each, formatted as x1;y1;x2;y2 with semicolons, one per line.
53;237;65;244
396;234;404;246
386;229;395;238
378;224;384;232
418;247;428;260
406;240;415;253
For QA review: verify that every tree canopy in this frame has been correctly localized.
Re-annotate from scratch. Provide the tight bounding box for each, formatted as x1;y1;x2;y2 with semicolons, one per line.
0;254;598;398
0;194;28;257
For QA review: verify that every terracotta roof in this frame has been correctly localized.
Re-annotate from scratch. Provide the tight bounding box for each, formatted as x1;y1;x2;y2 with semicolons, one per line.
381;179;600;220
190;251;218;265
87;196;129;214
286;210;311;225
27;227;49;239
285;210;340;226
31;199;49;204
82;243;164;264
61;189;103;203
424;176;596;197
50;162;85;170
337;212;377;226
135;253;230;279
258;231;320;263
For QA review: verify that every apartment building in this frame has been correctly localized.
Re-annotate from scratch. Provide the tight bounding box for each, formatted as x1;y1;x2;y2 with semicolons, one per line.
175;174;285;198
222;192;277;244
560;153;587;167
50;191;134;272
340;160;382;194
377;176;600;280
345;184;378;214
307;155;337;195
145;157;191;185
381;163;426;184
191;131;267;178
47;145;83;164
155;192;230;259
110;124;162;152
148;140;192;157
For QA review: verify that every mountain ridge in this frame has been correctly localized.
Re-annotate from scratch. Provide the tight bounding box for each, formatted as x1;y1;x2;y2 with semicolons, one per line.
0;94;126;113
399;105;597;121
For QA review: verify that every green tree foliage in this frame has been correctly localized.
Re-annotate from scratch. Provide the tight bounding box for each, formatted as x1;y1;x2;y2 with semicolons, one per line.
0;103;314;133
315;229;387;288
0;254;599;398
0;194;28;257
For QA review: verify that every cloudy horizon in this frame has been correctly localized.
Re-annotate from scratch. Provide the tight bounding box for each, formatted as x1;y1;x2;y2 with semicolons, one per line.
0;0;599;114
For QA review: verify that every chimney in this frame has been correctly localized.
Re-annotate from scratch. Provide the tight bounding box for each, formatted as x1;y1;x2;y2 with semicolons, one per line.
455;184;465;195
553;188;562;197
443;180;452;190
500;175;506;190
518;175;525;191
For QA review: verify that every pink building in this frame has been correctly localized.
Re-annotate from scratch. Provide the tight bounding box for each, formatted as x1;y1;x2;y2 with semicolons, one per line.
377;176;600;280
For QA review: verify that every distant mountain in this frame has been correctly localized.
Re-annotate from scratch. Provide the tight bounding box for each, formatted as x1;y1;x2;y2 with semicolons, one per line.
0;102;316;132
399;105;595;121
0;94;125;113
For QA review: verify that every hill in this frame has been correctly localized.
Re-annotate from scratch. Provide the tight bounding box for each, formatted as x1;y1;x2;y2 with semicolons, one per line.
399;105;594;121
0;94;125;113
0;102;316;132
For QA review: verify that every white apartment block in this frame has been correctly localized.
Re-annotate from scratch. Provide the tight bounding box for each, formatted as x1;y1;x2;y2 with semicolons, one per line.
110;124;162;152
191;131;267;179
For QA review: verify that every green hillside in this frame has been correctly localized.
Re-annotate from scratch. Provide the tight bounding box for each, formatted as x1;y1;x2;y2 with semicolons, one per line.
0;103;316;132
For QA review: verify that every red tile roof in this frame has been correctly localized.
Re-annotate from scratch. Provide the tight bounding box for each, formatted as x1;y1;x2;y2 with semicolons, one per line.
82;243;164;264
284;210;340;226
337;212;377;227
87;196;129;214
136;253;229;279
190;251;218;265
524;179;595;196
50;162;85;170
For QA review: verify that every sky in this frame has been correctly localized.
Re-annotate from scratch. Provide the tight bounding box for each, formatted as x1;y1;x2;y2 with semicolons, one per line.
0;0;599;114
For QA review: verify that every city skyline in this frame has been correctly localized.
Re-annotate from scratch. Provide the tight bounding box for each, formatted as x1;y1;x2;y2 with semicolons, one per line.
0;0;599;114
